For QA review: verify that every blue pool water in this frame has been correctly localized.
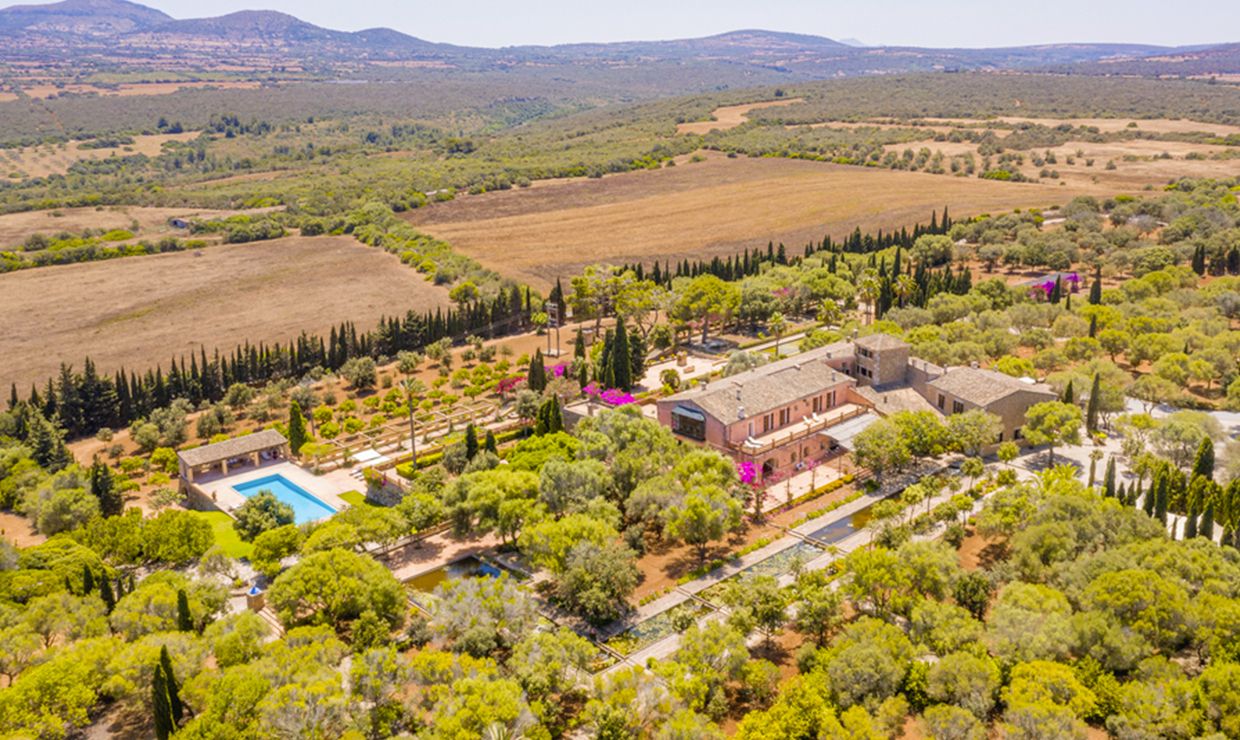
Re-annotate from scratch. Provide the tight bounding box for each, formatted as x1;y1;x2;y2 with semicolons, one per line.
233;474;336;524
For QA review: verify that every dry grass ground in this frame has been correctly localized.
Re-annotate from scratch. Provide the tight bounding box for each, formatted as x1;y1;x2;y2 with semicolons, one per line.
0;204;275;247
0;235;451;390
19;80;261;100
676;98;804;135
1;132;200;180
406;153;1106;290
918;116;1240;136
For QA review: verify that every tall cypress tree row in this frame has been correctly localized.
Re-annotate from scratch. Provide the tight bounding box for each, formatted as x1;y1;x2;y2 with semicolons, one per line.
1192;437;1215;482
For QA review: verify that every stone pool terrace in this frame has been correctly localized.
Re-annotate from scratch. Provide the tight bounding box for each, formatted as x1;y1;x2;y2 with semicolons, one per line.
190;460;357;517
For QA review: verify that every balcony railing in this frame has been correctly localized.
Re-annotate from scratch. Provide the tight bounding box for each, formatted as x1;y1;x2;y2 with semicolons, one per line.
729;404;867;457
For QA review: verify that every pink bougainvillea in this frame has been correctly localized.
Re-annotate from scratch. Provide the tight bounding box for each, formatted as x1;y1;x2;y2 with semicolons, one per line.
551;363;567;378
737;461;758;486
584;383;636;406
496;375;526;395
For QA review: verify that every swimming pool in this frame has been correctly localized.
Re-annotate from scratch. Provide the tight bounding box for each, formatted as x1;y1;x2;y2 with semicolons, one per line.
232;474;336;524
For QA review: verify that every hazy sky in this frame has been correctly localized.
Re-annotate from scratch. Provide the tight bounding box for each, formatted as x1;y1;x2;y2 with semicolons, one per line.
142;0;1239;48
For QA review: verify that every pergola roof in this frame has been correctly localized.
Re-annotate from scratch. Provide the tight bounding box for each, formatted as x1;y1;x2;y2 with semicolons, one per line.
177;429;288;468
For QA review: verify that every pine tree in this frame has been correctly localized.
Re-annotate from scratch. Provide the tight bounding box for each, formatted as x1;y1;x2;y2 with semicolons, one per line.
176;589;192;632
464;424;479;460
1192;437;1215;482
1085;373;1101;434
484;429;498;455
287;401;308;456
528;350;547;392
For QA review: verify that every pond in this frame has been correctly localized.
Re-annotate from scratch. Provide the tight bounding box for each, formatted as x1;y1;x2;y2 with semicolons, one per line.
603;600;712;658
404;555;524;609
803;503;875;545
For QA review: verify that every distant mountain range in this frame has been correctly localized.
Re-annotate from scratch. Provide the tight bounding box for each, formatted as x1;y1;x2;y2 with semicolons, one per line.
1;0;1237;78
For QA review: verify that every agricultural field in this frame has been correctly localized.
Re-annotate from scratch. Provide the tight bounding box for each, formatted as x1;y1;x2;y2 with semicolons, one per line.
0;234;450;390
0;204;262;245
405;152;1104;289
0;132;200;179
675;97;804;134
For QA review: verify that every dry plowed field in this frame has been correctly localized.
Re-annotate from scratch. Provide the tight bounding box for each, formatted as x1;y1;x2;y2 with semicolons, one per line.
405;153;1105;289
0;235;450;389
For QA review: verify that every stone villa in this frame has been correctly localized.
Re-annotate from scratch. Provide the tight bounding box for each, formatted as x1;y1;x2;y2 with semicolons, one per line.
656;334;1055;480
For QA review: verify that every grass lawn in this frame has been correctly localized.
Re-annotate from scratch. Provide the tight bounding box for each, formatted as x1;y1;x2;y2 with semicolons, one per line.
195;510;253;559
339;490;370;507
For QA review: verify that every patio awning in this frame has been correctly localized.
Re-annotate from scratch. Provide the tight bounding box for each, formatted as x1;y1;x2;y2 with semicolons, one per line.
672;405;707;422
820;412;879;451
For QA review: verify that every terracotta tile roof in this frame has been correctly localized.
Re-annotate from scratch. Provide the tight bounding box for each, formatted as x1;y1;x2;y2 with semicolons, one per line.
177;429;288;468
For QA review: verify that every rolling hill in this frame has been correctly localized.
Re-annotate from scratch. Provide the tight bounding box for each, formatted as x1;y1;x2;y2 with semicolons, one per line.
1;0;1236;76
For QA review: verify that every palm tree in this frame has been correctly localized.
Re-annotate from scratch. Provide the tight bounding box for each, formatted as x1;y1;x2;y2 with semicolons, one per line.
768;311;787;356
894;274;917;308
400;378;426;460
857;273;881;325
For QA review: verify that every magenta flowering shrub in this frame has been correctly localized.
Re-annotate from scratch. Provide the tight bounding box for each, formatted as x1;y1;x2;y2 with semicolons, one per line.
584;382;636;406
737;461;758;486
551;363;567;378
496;375;525;395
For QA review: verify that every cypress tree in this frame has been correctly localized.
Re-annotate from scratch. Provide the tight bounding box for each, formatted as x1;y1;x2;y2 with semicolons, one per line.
1156;479;1169;524
176;589;192;632
484;429;498;455
611;318;632;391
574;328;586;359
1202;502;1215;540
1192;437;1215;482
464;424;479;461
152;662;173;740
82;564;95;594
528;350;547;392
629;332;646;385
1144;474;1159;516
160;645;184;723
1086;373;1101;434
1186;507;1199;538
1088;314;1097;338
1103;457;1116;499
1061;379;1075;406
90;457;122;517
1088;266;1102;305
287;401;308;456
100;575;115;613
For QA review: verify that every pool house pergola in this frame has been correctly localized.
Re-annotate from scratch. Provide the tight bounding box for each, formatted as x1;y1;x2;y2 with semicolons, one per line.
177;429;290;485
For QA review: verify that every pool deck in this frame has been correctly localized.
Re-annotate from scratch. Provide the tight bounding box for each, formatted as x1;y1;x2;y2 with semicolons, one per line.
193;460;357;519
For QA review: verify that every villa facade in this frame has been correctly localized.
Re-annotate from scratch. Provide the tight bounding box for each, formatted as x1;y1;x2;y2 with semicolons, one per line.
657;333;1056;479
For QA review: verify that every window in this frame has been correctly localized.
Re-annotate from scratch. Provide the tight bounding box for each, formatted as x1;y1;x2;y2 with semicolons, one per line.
937;394;945;410
952;400;964;415
671;407;706;441
997;432;1004;442
778;408;791;426
1014;427;1023;440
763;414;774;433
827;391;836;408
812;396;822;414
